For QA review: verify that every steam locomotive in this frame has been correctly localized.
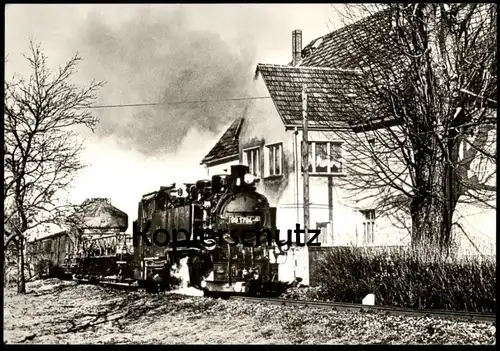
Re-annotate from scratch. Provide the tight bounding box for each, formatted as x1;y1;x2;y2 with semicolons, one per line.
73;165;289;296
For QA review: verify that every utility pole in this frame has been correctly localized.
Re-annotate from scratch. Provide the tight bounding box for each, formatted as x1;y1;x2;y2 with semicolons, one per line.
302;84;310;242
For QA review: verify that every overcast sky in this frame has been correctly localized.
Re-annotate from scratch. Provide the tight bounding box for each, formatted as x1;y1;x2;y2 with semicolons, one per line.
5;4;345;232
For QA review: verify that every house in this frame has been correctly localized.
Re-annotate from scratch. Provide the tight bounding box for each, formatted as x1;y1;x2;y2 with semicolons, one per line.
201;8;496;283
201;33;411;285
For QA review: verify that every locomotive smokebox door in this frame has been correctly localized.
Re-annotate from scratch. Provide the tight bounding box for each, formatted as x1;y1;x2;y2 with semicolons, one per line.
215;192;271;244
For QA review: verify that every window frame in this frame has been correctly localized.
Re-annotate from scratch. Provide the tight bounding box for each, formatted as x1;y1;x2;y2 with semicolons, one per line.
243;146;261;178
303;140;344;175
265;142;284;177
360;209;376;245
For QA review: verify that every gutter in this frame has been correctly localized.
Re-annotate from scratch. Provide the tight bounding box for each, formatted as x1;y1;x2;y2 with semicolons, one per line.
200;153;240;167
285;118;404;133
284;124;353;132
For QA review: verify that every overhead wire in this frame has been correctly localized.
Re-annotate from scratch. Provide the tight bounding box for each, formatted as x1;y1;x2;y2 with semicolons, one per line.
71;96;494;139
74;96;272;110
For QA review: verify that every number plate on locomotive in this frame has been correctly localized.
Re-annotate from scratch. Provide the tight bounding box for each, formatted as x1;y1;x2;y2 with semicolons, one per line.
228;216;261;224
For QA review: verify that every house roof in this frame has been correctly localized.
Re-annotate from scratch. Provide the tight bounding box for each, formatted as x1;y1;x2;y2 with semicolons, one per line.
200;116;244;165
292;5;497;123
201;12;389;160
255;64;361;128
255;9;397;130
298;9;391;69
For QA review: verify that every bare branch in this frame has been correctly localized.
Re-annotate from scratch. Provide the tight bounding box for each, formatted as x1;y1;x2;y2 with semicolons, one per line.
4;40;105;292
319;4;496;253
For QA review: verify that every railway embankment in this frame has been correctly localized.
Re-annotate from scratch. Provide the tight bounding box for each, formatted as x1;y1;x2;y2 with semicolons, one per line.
4;278;495;345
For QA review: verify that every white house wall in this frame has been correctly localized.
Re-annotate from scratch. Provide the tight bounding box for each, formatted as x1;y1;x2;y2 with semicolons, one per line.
237;78;409;284
453;202;496;257
342;124;497;255
453;126;496;258
235;75;495;283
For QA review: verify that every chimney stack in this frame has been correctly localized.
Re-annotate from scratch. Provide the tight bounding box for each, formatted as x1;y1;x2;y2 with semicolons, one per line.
292;29;302;66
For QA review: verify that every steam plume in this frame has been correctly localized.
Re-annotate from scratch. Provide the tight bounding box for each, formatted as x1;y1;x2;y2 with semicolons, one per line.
78;5;257;156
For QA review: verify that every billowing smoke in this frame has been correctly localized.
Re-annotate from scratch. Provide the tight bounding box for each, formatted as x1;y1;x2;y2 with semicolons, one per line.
58;5;264;222
6;3;330;230
77;5;257;155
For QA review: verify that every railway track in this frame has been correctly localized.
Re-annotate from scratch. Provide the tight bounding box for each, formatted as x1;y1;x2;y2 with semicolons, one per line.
76;278;142;291
76;279;496;323
229;296;497;323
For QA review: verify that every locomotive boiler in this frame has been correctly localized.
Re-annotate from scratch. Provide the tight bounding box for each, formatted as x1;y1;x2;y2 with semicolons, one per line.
132;164;285;296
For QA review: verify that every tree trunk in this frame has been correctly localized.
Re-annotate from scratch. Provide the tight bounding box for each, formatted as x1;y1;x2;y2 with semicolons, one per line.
408;4;458;259
411;179;456;260
17;236;26;294
27;258;33;280
410;140;450;259
411;195;443;259
439;154;459;258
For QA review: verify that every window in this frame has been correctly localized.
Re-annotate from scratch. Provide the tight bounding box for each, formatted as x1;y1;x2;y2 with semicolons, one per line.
304;141;343;174
244;147;260;177
266;143;283;176
360;210;375;245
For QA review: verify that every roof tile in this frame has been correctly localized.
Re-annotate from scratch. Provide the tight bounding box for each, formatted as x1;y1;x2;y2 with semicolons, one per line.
256;65;360;127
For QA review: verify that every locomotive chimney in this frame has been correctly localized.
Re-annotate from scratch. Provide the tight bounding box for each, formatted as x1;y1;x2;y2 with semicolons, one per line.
292;29;302;66
231;165;248;180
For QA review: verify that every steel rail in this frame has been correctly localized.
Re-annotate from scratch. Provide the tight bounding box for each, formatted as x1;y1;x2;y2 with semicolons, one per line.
228;296;497;323
74;279;496;322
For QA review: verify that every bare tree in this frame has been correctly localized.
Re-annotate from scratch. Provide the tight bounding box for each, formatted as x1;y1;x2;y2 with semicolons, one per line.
321;4;496;256
4;40;104;293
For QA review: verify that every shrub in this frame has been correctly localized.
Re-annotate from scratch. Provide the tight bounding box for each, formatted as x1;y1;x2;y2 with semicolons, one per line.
311;246;496;312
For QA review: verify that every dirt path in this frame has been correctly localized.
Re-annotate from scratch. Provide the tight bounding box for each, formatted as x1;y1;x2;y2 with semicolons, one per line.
3;279;496;345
